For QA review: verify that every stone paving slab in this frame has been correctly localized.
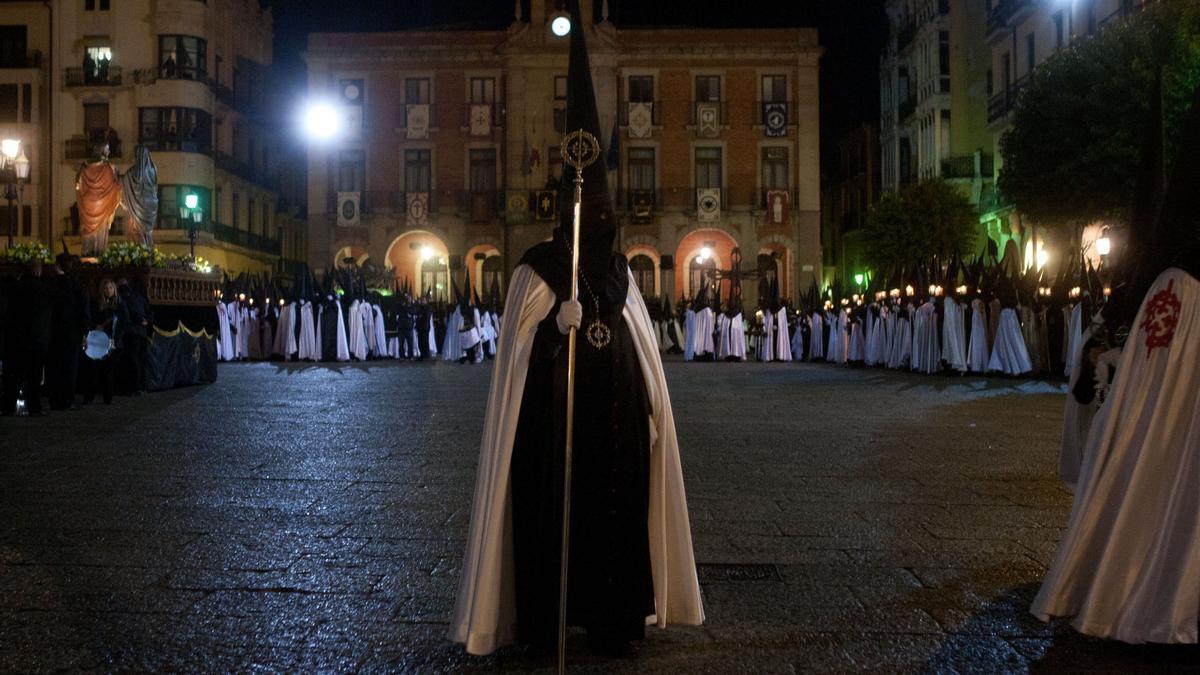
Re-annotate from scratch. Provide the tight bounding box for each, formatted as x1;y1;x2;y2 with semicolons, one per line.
2;359;1199;673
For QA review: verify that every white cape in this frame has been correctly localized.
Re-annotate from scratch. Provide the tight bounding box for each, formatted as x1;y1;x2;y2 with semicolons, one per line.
942;297;968;373
1032;268;1200;644
449;264;704;655
968;299;989;372
988;308;1032;375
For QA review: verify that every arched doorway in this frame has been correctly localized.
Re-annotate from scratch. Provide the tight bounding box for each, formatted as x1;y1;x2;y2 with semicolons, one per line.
629;254;656;298
675;228;737;301
465;244;502;301
385;231;450;301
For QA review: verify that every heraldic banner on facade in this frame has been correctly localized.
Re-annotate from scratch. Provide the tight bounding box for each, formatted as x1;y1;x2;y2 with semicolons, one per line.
469;104;492;137
696;102;720;139
697;187;721;223
406;192;429;228
505;190;529;225
766;189;789;225
763;102;788;137
337;191;360;227
628;102;653;138
406;104;430;139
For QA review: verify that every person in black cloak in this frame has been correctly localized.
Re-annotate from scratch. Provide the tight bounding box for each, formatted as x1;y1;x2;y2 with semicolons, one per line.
47;252;91;411
451;0;702;658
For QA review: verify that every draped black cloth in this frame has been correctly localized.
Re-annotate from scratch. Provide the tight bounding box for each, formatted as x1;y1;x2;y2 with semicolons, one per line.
509;240;654;646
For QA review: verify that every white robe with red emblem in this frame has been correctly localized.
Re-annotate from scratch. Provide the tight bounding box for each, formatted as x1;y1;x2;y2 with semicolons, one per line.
1032;267;1200;643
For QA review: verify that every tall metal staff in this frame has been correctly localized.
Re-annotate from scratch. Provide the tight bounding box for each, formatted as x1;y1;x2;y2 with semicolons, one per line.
557;128;600;674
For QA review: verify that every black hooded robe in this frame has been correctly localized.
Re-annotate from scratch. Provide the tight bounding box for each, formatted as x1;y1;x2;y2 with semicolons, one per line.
508;240;655;647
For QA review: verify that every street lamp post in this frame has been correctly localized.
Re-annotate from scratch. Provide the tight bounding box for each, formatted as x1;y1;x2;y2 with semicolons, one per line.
180;191;201;258
2;139;30;248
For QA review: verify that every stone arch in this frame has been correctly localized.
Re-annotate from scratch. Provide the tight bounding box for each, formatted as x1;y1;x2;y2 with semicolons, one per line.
385;231;451;300
465;243;502;300
675;228;738;302
624;244;661;297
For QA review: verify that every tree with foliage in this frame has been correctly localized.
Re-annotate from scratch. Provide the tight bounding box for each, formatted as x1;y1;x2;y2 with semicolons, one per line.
862;179;977;274
998;1;1200;227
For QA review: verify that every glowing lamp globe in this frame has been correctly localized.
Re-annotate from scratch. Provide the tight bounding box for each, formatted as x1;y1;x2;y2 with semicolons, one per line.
303;102;342;141
853;273;864;286
699;246;712;261
420;245;434;262
1096;236;1112;256
1;138;19;160
184;193;199;210
551;15;571;37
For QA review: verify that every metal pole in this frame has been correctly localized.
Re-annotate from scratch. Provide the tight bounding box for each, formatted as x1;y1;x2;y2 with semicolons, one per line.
558;154;582;675
6;179;14;248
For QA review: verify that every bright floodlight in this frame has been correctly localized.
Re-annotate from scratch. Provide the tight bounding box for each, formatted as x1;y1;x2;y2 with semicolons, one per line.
1096;236;1111;256
1;138;19;160
184;193;199;209
699;246;712;261
420;245;434;262
854;273;864;286
551;15;571;36
303;102;342;141
1036;248;1049;270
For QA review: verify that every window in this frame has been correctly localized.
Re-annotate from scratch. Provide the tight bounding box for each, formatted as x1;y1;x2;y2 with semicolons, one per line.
405;78;429;104
986;69;993;97
695;147;721;189
0;25;28;68
629;254;655;296
548;145;562;181
939;31;950;93
214;187;222;223
1054;11;1065;50
337;150;365;193
628;75;653;103
422;257;448;303
232;192;240;228
469;77;495;104
263;202;270;235
695;75;720;102
248;197;256;234
138;107;212;153
761;147;788;200
1001;52;1011;89
0;85;16;123
469;148;497;193
84;102;109;134
554;75;567;100
628;147;655;191
85;0;111;11
761;75;786;103
159;35;207;80
21;83;29;122
405;149;431;193
1025;33;1035;76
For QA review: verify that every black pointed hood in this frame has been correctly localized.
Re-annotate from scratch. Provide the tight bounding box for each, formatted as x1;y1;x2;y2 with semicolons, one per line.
554;0;615;276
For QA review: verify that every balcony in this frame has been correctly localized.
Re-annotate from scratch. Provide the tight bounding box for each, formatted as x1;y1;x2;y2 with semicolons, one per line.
897;96;917;122
155;217;281;256
0;51;42;69
65;66;123;87
64;130;123;161
987;0;1033;35
941;153;994;180
987;75;1029;124
213;152;278;191
617;189;659;222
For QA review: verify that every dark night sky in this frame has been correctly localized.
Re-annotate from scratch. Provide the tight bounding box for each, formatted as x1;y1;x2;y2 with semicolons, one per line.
264;0;887;173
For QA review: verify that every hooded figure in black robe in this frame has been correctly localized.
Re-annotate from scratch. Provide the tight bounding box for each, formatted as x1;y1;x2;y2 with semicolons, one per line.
451;0;702;657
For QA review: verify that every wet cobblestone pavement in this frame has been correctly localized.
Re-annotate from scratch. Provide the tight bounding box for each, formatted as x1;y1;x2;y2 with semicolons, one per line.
2;359;1199;673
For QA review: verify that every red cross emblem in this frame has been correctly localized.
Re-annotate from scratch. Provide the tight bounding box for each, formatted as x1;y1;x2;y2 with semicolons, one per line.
1139;279;1181;357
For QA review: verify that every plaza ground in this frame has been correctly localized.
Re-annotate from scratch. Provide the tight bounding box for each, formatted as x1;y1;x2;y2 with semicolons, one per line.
1;359;1198;673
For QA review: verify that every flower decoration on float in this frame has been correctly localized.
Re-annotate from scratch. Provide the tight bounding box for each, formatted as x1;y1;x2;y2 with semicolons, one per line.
0;242;54;265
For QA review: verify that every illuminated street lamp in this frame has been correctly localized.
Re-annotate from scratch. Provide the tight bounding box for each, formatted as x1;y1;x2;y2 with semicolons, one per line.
301;101;342;142
1096;231;1112;257
179;191;203;258
420;245;434;262
2;139;29;247
550;14;571;37
853;272;864;287
698;246;712;261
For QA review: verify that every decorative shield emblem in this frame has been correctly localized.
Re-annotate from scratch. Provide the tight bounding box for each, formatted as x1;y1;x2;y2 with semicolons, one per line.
406;104;429;139
1139;278;1181;357
506;191;530;225
631;189;654;223
337;192;360;227
534;190;557;221
628;102;653;138
469;104;492;137
406;192;429;227
763;102;788;137
765;189;789;224
696;103;720;138
697;188;721;222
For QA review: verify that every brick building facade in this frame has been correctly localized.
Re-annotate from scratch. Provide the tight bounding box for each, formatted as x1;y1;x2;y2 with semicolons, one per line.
304;1;821;307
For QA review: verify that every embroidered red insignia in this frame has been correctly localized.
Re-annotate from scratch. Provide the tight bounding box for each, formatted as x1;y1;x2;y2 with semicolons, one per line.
1139;279;1181;357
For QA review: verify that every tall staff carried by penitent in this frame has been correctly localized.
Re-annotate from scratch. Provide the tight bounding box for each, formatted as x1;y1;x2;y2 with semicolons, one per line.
556;127;600;675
